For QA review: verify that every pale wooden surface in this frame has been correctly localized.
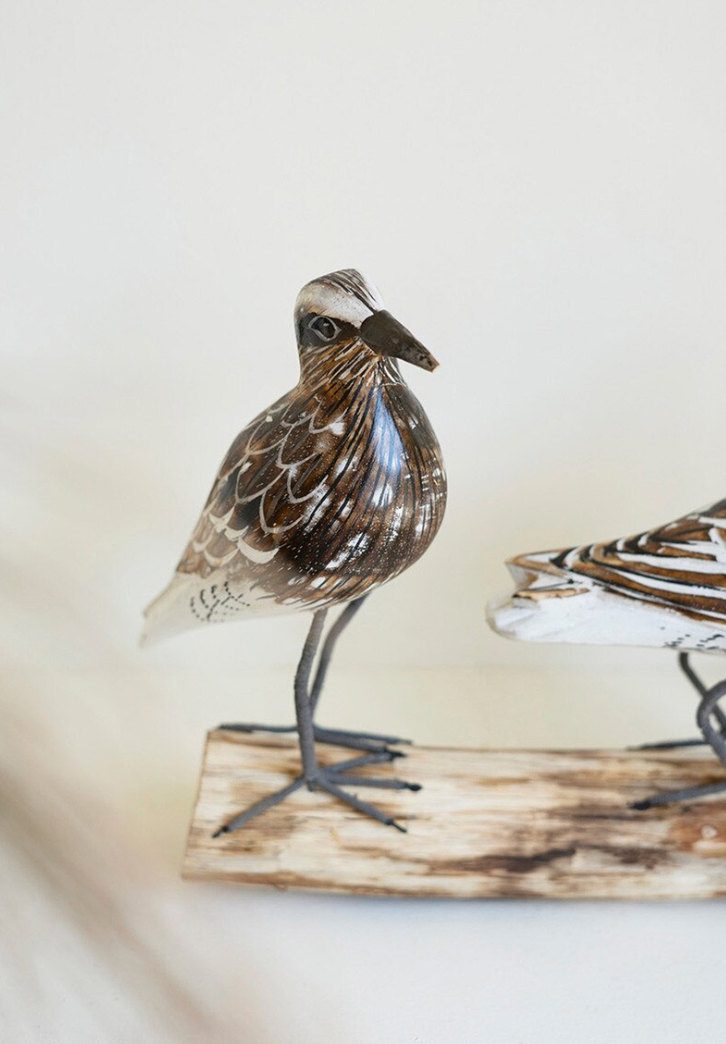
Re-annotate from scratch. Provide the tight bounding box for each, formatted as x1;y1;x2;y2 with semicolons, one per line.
184;731;726;899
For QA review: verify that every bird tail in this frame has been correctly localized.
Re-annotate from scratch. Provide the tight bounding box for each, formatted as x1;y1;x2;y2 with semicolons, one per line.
504;550;587;603
486;549;591;644
140;573;201;647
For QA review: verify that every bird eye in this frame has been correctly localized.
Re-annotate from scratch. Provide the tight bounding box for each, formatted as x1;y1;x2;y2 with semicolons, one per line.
310;316;339;342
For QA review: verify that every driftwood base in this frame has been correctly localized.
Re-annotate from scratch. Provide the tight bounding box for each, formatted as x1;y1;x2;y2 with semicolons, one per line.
183;731;726;899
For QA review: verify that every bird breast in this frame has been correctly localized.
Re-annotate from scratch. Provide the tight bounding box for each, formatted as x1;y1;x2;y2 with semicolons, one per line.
177;377;447;611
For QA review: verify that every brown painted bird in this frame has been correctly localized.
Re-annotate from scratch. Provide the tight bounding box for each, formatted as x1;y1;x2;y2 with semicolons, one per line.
143;269;447;833
488;496;726;809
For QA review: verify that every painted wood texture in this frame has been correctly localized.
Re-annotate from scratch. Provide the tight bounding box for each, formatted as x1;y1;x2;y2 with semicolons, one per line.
183;732;726;899
489;498;726;652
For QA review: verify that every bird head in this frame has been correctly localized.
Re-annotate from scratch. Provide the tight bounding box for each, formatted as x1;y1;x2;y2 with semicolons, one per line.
294;269;438;381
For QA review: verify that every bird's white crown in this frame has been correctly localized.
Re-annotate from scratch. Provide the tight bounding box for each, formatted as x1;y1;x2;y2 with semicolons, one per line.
295;269;384;327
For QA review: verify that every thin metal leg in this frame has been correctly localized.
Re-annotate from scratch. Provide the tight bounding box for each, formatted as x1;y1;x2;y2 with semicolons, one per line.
632;651;726;751
213;609;420;837
309;596;368;716
218;593;411;753
633;677;726;810
307;595;411;747
678;651;708;697
681;652;726;733
698;679;726;766
294;609;328;781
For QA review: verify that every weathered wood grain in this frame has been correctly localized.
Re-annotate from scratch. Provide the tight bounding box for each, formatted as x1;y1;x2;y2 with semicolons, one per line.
183;731;726;899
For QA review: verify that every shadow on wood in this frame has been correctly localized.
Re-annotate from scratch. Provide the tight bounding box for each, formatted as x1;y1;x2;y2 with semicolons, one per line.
183;731;726;899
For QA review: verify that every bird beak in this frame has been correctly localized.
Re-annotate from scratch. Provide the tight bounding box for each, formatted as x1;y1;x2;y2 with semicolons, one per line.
359;310;439;372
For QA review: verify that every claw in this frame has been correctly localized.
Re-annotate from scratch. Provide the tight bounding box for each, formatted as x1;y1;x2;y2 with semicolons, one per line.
212;754;419;837
327;774;421;791
631;778;726;810
216;721;410;757
631;738;708;751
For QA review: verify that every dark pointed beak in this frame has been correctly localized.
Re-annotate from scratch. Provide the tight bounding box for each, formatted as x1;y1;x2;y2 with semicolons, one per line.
359;309;439;372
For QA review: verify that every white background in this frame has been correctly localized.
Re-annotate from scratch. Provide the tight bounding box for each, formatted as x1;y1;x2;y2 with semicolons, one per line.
2;1;726;1041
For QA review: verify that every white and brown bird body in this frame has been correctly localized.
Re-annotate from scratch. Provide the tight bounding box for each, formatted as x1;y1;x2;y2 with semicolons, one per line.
488;498;726;654
143;270;447;645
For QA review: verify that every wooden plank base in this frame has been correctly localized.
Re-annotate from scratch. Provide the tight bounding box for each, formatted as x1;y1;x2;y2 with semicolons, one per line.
183;731;726;899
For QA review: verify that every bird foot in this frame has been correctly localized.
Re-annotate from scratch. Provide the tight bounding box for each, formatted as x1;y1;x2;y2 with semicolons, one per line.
631;738;709;751
217;721;411;755
630;777;726;811
212;752;420;837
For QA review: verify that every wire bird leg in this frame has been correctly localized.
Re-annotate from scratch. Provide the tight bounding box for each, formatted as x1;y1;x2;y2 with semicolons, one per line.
213;608;420;837
218;595;412;755
632;653;726;810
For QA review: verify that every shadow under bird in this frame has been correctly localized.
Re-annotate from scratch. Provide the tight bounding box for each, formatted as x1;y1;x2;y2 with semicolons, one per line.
488;497;726;809
143;269;447;834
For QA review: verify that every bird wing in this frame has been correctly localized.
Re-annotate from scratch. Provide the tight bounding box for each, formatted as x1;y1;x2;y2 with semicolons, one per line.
508;497;726;624
141;388;344;642
176;387;346;578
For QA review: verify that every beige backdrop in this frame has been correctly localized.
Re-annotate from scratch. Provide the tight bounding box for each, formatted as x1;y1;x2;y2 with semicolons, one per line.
2;2;725;1042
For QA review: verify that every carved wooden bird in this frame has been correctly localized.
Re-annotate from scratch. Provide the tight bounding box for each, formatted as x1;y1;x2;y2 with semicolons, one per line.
143;269;447;833
488;496;726;808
